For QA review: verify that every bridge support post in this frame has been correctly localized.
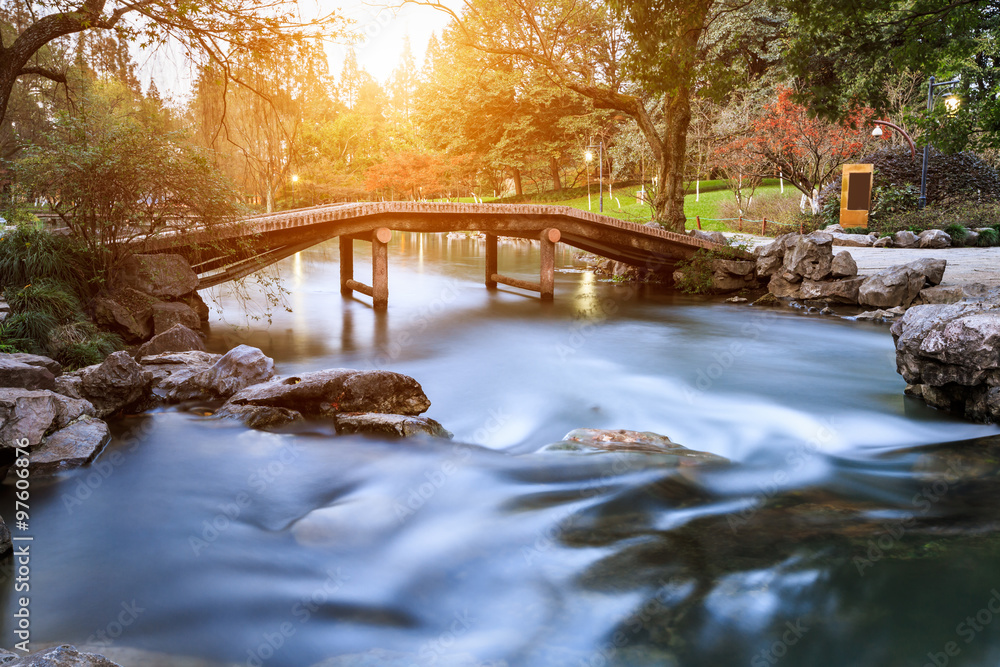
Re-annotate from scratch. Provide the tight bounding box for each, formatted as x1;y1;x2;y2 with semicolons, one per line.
339;236;354;295
539;228;560;300
485;233;498;289
372;227;390;311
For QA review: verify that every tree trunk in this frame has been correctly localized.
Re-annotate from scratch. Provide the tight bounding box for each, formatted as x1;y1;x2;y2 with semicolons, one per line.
512;168;523;196
549;157;562;191
651;90;692;233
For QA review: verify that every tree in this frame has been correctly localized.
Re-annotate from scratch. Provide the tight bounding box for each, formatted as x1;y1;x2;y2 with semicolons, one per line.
784;0;1000;151
0;0;345;125
720;87;878;213
406;0;785;231
15;80;240;277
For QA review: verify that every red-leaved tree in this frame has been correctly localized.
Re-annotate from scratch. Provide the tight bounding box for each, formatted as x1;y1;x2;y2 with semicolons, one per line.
364;152;476;201
723;87;880;214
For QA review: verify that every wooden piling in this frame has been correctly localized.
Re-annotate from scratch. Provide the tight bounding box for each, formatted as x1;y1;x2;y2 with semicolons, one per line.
339;236;354;295
539;227;560;300
485;233;498;289
372;227;390;311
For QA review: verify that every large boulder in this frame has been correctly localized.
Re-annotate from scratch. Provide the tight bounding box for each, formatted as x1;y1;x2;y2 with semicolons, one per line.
181;291;211;322
5;353;61;376
119;254;198;299
782;232;834;281
687;229;728;245
916;285;966;304
91;288;159;342
3;645;122;666
892;230;920;248
799;277;866;303
225;369;432;417
0;356;56;391
891;303;1000;422
333;413;453;439
0;388;94;449
873;235;893;248
20;415;111;476
57;352;153;418
139;346;274;403
904;258;947;286
830;251;858;278
918;229;952;249
196;345;274;397
858;266;927;308
708;259;758;292
135;324;206;358
151;302;201;335
767;274;802;299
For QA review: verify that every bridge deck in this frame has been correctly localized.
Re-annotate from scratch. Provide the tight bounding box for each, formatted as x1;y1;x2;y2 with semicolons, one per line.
141;202;728;301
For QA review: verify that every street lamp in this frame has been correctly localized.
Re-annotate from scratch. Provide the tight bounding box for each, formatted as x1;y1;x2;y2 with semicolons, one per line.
871;120;916;160
919;76;961;209
585;142;604;213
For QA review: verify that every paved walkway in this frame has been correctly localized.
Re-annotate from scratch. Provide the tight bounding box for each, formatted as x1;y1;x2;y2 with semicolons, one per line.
723;232;1000;289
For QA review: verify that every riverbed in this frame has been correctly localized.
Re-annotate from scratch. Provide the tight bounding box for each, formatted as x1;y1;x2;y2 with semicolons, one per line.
5;232;1000;666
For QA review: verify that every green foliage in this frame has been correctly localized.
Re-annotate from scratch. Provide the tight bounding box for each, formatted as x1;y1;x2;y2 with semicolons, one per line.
673;241;752;295
870;184;921;223
977;227;999;246
5;280;82;322
0;222;88;291
872;202;1000;236
51;330;123;370
944;223;969;245
0;311;57;355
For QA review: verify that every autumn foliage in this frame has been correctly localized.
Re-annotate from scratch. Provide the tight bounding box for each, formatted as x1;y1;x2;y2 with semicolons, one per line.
717;87;880;210
364;152;477;200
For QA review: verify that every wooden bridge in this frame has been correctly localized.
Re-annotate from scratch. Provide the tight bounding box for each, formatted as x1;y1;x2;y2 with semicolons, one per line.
143;202;722;309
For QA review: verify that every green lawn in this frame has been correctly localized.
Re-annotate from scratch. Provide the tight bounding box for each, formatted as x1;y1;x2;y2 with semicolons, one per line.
431;180;801;233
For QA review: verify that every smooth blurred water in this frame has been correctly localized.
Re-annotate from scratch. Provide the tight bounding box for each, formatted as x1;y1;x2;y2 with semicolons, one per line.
4;232;1000;666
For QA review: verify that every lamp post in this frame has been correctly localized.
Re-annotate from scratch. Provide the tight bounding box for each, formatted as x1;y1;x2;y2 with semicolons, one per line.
585;142;604;212
919;76;961;209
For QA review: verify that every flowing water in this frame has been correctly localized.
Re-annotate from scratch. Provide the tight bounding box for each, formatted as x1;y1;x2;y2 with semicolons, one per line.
5;233;1000;666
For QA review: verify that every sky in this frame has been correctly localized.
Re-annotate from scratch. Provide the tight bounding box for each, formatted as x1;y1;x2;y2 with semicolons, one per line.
137;0;458;102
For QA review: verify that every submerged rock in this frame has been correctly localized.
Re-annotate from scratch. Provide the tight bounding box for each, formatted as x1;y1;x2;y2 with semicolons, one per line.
540;428;728;465
213;403;303;430
2;645;121;666
225;369;432;417
334;413;453;439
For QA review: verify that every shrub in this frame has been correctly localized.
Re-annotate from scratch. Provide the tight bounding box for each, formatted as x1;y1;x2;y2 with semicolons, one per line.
870;184;920;223
977;228;999;246
673;241;753;294
945;223;969;246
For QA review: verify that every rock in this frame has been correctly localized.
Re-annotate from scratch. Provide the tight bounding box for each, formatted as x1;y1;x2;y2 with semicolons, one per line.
752;292;781;307
725;296;748;303
119;254;198;299
151;302;201;335
0;517;9;556
891;303;1000;421
21;415;110;476
858;266;927;308
91;288;159;342
713;259;754;276
540;428;729;465
918;229;952;249
965;230;981;246
917;285;966;305
768;274;802;299
0;388;94;448
5;353;61;376
213;403;303;430
892;230;920;248
823;224;845;233
873;235;893;248
799;277;865;303
854;309;900;322
830;251;858;278
135;324;206;358
755;254;783;277
225;369;432;417
904;258;947;286
0;357;56;391
60;352;153;418
687;229;727;245
181;291;211;321
196;345;275;398
782;232;833;281
333;413;453;438
830;233;874;247
4;645;122;666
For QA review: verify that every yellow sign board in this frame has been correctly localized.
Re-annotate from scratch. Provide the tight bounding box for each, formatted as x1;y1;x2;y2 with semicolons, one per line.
839;164;874;228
